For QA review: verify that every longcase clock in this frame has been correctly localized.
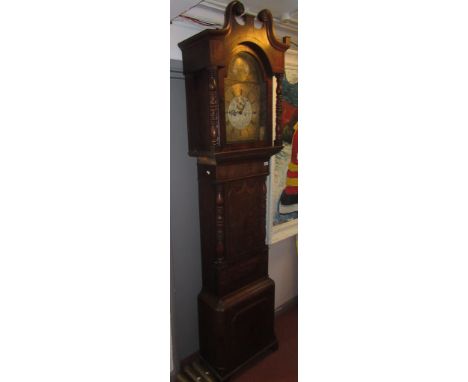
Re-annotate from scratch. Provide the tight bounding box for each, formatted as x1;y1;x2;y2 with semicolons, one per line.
178;1;290;380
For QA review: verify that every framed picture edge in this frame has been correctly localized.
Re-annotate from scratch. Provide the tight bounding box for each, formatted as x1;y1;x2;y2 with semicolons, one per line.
266;49;298;246
268;219;298;245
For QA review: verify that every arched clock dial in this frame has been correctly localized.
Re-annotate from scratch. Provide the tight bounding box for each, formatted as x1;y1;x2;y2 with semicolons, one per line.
224;52;266;143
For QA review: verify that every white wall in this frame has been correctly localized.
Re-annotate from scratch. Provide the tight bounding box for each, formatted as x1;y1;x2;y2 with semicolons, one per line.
170;65;202;362
269;236;298;308
170;21;203;61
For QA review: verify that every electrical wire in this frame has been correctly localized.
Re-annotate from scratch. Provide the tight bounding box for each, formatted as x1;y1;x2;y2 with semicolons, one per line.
170;0;207;24
177;14;221;27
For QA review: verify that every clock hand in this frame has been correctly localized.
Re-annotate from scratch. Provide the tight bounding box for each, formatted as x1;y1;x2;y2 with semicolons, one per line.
238;101;245;113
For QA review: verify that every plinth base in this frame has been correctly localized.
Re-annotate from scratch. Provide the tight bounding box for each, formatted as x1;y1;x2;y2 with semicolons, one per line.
198;278;278;380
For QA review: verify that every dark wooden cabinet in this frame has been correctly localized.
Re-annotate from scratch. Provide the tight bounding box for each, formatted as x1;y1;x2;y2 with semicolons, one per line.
178;1;289;380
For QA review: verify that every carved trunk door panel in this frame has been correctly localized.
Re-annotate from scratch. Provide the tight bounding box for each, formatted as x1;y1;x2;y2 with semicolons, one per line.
224;177;266;259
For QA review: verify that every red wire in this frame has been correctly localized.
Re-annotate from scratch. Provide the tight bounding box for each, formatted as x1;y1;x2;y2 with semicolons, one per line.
178;15;221;27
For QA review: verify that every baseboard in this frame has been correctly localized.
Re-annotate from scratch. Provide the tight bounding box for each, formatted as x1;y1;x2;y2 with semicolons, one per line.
275;295;298;317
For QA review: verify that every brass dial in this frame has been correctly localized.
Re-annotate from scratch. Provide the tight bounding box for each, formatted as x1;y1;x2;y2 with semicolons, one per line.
224;52;265;143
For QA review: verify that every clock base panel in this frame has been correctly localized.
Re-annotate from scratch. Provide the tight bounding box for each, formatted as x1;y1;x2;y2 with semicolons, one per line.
198;277;278;380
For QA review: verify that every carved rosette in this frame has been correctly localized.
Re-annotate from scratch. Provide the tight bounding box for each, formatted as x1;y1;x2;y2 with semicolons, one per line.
208;66;219;148
215;184;225;263
274;73;284;146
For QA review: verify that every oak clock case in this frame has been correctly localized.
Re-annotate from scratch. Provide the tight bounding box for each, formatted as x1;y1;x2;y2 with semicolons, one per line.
178;1;289;380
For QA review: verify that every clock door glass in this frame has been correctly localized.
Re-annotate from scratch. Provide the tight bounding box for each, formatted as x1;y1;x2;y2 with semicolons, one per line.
224;52;266;143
